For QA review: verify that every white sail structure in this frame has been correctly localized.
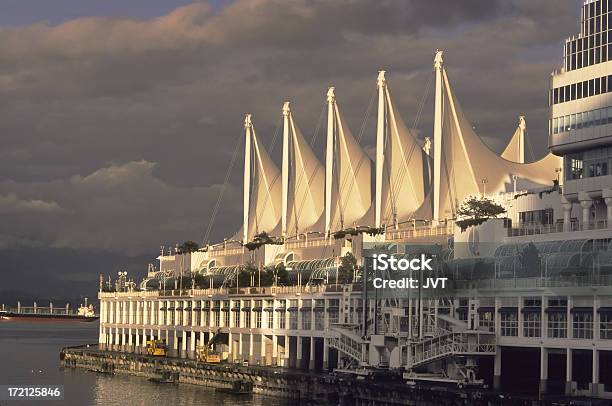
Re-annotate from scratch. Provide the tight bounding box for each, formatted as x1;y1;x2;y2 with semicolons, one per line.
242;114;282;242
431;52;563;221
501;116;526;163
325;87;373;234
282;102;325;237
375;71;431;229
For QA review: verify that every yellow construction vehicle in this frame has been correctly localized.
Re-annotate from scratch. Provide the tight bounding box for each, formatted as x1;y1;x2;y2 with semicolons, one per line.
146;339;168;357
196;329;223;363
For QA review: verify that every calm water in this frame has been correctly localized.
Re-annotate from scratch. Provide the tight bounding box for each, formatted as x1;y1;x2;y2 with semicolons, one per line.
0;321;291;405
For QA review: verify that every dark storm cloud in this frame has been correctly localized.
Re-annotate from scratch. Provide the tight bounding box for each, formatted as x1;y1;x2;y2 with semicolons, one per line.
0;0;581;265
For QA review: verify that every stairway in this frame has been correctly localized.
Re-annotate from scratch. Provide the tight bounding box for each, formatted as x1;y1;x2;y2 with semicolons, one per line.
410;330;495;368
328;325;368;364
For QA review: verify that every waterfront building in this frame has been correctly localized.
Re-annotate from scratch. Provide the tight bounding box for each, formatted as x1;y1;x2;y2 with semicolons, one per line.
99;0;612;399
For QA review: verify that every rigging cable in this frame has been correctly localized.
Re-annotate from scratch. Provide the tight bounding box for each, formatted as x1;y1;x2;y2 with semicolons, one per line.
202;129;244;245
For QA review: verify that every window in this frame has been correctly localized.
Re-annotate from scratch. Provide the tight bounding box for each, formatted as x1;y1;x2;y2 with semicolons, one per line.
519;208;554;226
479;311;495;332
302;311;312;330
278;311;286;329
547;312;567;338
523;312;541;337
500;311;518;336
566;153;584;180
315;312;325;330
328;310;339;325
588;161;608;177
224;311;230;327
601;312;612;339
244;311;251;328
290;312;298;330
573;311;593;339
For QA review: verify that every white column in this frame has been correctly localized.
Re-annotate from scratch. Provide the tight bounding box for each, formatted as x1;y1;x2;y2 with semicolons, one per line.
281;102;290;236
375;71;386;228
593;349;599;396
297;336;303;366
239;333;244;361
325;87;335;235
566;348;573;395
603;188;612;227
309;337;315;370
323;338;329;370
494;347;502;390
432;50;444;223
261;334;266;365
272;334;278;365
249;333;254;363
579;192;592;230
228;332;233;361
562;196;573;232
540;347;548;395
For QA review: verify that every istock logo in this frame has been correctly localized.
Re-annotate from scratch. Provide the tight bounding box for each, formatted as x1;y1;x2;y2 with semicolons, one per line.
372;254;433;271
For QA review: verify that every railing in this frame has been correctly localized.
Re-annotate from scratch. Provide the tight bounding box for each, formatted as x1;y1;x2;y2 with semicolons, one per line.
209;246;245;256
329;326;367;364
508;220;609;237
453;275;612;290
410;331;496;367
99;284;329;299
284;237;334;250
386;223;454;241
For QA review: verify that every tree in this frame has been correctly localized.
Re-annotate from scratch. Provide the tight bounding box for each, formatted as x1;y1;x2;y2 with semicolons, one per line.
455;196;506;232
244;231;283;251
338;253;357;284
519;242;541;277
176;240;199;254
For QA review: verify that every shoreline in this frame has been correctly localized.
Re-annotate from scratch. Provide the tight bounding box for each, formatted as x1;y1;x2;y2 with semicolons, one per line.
59;345;604;405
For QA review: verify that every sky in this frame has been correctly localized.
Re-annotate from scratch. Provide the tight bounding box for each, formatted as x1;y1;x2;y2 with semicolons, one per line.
0;0;583;299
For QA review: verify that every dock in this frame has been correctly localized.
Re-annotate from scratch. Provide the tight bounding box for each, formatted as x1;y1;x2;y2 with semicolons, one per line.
59;346;607;405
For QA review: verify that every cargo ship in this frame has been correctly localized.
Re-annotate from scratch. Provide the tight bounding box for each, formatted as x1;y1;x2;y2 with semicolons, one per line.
0;299;98;322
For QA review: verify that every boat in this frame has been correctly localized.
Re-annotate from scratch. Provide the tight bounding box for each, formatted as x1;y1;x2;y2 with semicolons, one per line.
0;299;98;322
148;370;179;384
215;380;253;395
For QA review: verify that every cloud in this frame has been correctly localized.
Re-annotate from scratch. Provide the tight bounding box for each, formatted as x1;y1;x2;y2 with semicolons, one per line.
0;160;241;254
0;193;61;213
0;0;582;260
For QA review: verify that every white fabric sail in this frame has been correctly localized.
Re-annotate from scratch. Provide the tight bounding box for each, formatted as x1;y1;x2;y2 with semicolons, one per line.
437;68;562;218
501;116;525;163
245;127;282;240
380;84;430;226
328;100;372;231
285;111;325;236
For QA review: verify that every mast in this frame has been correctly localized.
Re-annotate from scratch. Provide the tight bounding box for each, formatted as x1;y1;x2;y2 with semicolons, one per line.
432;50;444;223
375;71;386;229
325;87;335;235
243;114;252;243
518;115;525;164
282;102;290;237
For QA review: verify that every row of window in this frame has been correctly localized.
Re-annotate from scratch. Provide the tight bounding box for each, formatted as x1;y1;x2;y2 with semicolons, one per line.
551;75;612;105
564;0;612;71
551;106;612;134
566;147;612;180
498;311;612;339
